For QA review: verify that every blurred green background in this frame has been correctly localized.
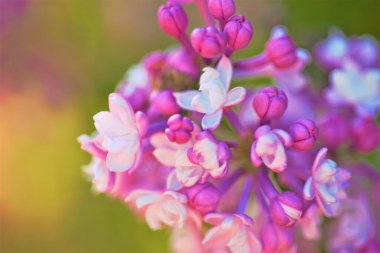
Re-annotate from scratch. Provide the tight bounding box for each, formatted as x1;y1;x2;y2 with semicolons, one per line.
0;0;379;252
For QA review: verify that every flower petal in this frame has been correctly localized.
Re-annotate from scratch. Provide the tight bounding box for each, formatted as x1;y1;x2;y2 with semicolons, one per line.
225;87;247;107
106;149;138;172
202;109;223;130
109;93;135;128
153;148;177;167
191;92;213;114
174;90;199;111
303;177;315;200
166;171;184;191
200;67;220;86
94;111;126;138
312;147;328;173
217;55;233;90
175;166;204;187
250;142;262;167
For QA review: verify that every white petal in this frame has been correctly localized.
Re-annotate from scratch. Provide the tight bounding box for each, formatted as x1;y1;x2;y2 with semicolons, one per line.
145;206;163;230
108;93;135;128
312;148;328;173
315;184;336;204
191;92;213;114
201;110;223;130
200;67;220;86
272;129;292;146
94;111;126;138
225;87;246;107
135;193;161;209
174;90;199;111
153;148;177;167
175;166;204;187
216;55;233;90
303;178;315;200
166;171;184;191
208;162;228;179
106;149;138;172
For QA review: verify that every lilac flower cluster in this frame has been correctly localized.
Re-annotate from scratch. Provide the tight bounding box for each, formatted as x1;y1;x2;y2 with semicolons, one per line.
79;1;380;252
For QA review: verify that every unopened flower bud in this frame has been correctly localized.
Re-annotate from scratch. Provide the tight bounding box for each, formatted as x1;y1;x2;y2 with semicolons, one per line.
186;183;220;214
191;27;226;59
351;116;380;152
165;114;194;144
314;32;348;71
253;86;288;121
266;35;297;69
152;90;180;116
207;0;236;20
349;37;380;68
157;2;188;37
260;221;295;252
270;192;303;227
319;113;349;149
223;15;253;51
289;119;318;150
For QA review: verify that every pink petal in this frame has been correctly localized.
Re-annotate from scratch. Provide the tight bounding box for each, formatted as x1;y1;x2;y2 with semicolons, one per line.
312;147;328;173
250;142;262;167
145;206;163;230
225;87;247;107
78;134;107;160
135;111;148;136
247;231;263;253
272;129;292;146
204;213;228;225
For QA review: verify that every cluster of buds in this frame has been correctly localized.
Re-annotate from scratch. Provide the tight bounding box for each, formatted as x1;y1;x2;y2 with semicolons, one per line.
79;1;380;252
158;0;253;59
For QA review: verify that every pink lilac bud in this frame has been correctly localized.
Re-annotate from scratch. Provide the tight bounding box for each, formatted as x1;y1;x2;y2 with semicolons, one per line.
270;191;303;227
351;116;380;152
319;113;349;149
288;119;318;151
253;86;288;121
207;0;236;20
186;182;220;214
260;221;295;253
157;2;188;38
143;51;166;73
266;35;297;69
349;37;380;68
165;114;194;144
151;90;180;116
223;15;253;51
191;27;226;59
314;32;348;71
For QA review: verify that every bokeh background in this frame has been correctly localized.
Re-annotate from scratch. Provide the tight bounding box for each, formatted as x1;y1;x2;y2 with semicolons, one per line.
1;0;379;252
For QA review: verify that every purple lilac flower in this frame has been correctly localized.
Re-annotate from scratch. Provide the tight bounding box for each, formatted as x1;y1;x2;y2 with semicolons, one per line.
79;1;380;252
